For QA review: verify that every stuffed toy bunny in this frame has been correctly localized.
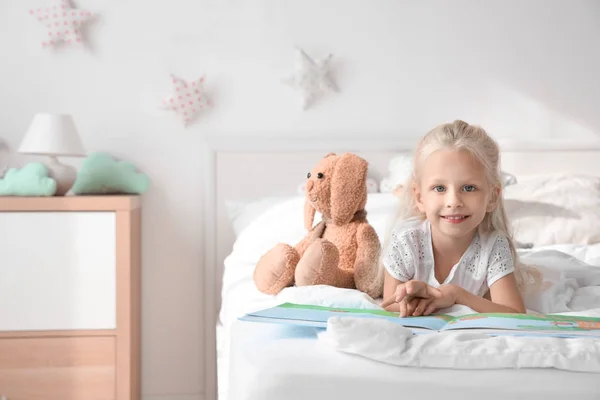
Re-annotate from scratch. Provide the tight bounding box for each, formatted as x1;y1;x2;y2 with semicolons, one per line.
253;152;383;299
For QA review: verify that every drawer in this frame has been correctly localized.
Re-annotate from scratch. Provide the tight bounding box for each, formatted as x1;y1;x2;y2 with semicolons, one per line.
0;336;115;400
0;212;116;331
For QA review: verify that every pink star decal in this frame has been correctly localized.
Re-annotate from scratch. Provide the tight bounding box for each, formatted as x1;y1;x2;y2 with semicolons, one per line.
161;75;211;127
29;0;92;48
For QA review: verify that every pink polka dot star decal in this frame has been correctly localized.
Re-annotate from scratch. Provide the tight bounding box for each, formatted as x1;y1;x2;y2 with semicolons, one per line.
29;0;92;48
161;75;211;127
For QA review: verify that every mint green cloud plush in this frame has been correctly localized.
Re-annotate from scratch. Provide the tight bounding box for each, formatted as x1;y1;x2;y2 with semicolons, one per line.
0;163;57;196
72;152;150;195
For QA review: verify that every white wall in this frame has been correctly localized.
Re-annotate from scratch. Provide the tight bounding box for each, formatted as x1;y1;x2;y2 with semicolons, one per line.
1;1;599;399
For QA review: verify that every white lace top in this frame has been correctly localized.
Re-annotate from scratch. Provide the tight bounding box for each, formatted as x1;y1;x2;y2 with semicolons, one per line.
382;218;515;297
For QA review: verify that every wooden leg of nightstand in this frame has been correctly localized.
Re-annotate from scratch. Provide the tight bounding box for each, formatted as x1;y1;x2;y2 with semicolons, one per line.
116;209;142;400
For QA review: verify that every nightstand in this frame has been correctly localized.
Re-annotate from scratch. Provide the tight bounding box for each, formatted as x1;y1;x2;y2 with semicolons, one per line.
0;196;141;400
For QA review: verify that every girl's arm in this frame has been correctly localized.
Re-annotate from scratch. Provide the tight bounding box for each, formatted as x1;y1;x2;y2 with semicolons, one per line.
452;235;526;314
383;269;403;300
453;273;525;313
382;270;408;313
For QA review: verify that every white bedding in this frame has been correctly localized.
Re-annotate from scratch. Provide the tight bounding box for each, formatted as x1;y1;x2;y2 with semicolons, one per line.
320;315;600;372
217;194;600;400
226;321;600;400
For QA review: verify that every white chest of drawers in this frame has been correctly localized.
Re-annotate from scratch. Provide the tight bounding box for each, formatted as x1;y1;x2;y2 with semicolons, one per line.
0;196;141;400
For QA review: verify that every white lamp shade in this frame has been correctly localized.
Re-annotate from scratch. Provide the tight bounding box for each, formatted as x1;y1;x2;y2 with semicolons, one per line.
19;113;86;157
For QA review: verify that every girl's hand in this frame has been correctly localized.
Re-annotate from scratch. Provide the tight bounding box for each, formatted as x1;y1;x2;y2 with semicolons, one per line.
381;280;442;313
412;297;436;316
423;284;462;315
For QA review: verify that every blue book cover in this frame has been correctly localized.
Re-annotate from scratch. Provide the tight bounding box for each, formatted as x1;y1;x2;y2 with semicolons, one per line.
239;303;600;338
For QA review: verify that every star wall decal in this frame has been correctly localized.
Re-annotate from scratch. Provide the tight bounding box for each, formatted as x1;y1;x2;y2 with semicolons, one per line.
161;75;211;127
29;0;92;49
283;47;338;110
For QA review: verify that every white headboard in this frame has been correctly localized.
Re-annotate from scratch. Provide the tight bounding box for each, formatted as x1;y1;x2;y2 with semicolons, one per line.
200;137;600;400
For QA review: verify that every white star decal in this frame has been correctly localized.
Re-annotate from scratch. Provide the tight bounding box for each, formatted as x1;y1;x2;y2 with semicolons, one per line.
283;47;338;110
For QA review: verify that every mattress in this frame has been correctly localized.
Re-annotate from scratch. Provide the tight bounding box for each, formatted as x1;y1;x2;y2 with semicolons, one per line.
225;321;600;400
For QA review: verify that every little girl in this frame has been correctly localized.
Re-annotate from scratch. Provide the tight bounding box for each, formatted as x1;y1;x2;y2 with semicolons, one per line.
380;120;537;317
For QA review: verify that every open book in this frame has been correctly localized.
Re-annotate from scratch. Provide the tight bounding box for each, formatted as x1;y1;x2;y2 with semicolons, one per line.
239;302;600;338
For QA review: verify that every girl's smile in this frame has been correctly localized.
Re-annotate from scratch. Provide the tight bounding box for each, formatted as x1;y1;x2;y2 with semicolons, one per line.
441;214;470;223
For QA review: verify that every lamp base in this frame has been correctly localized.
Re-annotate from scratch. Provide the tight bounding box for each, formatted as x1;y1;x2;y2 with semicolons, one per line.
46;156;77;196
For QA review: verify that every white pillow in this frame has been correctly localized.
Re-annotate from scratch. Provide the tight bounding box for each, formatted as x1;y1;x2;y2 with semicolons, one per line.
225;196;293;237
504;174;600;246
227;179;383;237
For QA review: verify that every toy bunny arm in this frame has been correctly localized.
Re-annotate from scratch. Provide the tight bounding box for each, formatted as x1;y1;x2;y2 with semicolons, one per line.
353;223;383;299
293;220;326;258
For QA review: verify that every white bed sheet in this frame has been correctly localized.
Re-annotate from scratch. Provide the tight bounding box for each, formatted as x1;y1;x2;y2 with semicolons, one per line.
217;195;600;400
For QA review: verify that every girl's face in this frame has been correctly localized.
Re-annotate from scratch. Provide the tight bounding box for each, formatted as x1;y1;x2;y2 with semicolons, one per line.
414;149;499;241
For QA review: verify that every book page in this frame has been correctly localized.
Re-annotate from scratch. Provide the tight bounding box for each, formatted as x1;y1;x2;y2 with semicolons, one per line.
441;313;600;336
247;303;453;330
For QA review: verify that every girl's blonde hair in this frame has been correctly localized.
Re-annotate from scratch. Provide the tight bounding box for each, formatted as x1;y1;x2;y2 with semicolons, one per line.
383;120;541;292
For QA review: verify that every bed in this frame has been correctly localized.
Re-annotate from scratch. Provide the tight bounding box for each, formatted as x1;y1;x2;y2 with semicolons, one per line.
207;142;600;400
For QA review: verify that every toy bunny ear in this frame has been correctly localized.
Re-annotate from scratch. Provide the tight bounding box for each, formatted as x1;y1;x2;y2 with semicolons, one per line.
330;153;367;225
304;197;316;231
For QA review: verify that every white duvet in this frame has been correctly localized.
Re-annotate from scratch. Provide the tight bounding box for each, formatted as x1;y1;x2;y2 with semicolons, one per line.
218;194;600;377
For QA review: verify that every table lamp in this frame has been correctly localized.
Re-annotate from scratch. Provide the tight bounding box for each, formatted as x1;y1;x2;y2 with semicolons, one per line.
19;113;87;196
